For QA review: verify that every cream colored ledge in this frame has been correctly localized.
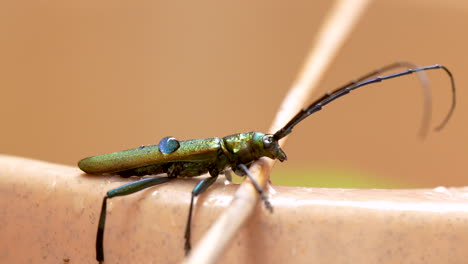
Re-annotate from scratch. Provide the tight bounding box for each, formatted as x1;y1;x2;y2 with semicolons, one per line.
1;154;467;264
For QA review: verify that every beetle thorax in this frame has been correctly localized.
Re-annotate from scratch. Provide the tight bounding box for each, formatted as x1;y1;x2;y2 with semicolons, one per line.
222;132;287;166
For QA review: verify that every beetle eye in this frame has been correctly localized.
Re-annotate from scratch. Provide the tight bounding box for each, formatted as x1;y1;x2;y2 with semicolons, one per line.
262;135;273;148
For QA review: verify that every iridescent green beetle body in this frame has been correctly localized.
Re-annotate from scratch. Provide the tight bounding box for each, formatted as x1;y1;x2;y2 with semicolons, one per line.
78;132;287;178
80;63;456;264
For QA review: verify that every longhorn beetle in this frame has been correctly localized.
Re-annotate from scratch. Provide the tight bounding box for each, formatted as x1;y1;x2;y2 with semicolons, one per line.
78;62;456;263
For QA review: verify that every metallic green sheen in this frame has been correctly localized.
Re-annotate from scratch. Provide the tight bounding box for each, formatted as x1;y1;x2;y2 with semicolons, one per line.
223;132;272;166
78;137;222;174
78;132;286;178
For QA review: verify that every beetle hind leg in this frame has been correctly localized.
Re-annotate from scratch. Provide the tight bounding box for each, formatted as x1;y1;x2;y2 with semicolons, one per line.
96;176;173;263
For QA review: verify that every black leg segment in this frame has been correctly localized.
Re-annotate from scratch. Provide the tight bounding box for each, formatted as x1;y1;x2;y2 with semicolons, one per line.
238;164;273;213
184;175;218;255
96;176;172;263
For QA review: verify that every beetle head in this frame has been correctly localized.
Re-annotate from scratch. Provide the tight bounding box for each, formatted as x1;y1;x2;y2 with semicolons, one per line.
262;134;287;162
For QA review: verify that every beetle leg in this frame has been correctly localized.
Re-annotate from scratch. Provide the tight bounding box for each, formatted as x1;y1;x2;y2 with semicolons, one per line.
238;164;273;213
96;176;172;263
184;172;219;255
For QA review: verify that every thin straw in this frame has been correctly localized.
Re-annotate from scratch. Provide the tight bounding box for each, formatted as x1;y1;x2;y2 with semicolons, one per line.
184;1;371;263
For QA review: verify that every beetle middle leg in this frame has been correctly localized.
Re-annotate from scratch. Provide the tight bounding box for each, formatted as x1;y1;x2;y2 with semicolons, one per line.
184;170;219;254
96;176;173;264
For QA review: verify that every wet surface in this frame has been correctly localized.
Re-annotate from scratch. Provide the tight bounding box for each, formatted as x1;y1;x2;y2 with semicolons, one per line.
1;155;468;263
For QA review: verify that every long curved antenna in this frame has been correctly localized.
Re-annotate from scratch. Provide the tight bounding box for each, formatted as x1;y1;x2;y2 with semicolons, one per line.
321;61;432;137
273;64;455;141
434;67;456;131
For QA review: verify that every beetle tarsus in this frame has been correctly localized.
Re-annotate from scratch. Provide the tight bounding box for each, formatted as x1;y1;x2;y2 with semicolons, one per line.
261;193;274;213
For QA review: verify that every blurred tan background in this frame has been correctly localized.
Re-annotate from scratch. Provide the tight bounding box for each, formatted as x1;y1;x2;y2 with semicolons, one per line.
1;0;467;188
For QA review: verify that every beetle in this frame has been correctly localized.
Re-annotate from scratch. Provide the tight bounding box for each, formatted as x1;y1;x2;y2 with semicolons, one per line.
78;62;455;263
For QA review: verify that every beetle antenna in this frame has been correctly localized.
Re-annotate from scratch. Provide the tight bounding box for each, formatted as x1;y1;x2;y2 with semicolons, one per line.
273;63;456;141
433;67;456;131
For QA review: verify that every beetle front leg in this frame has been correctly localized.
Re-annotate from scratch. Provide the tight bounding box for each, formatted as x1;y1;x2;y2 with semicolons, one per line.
238;164;273;213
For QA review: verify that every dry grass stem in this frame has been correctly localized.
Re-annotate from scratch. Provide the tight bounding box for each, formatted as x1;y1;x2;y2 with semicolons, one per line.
184;0;371;263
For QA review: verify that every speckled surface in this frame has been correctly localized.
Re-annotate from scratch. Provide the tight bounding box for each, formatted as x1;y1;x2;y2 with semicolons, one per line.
1;154;468;263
